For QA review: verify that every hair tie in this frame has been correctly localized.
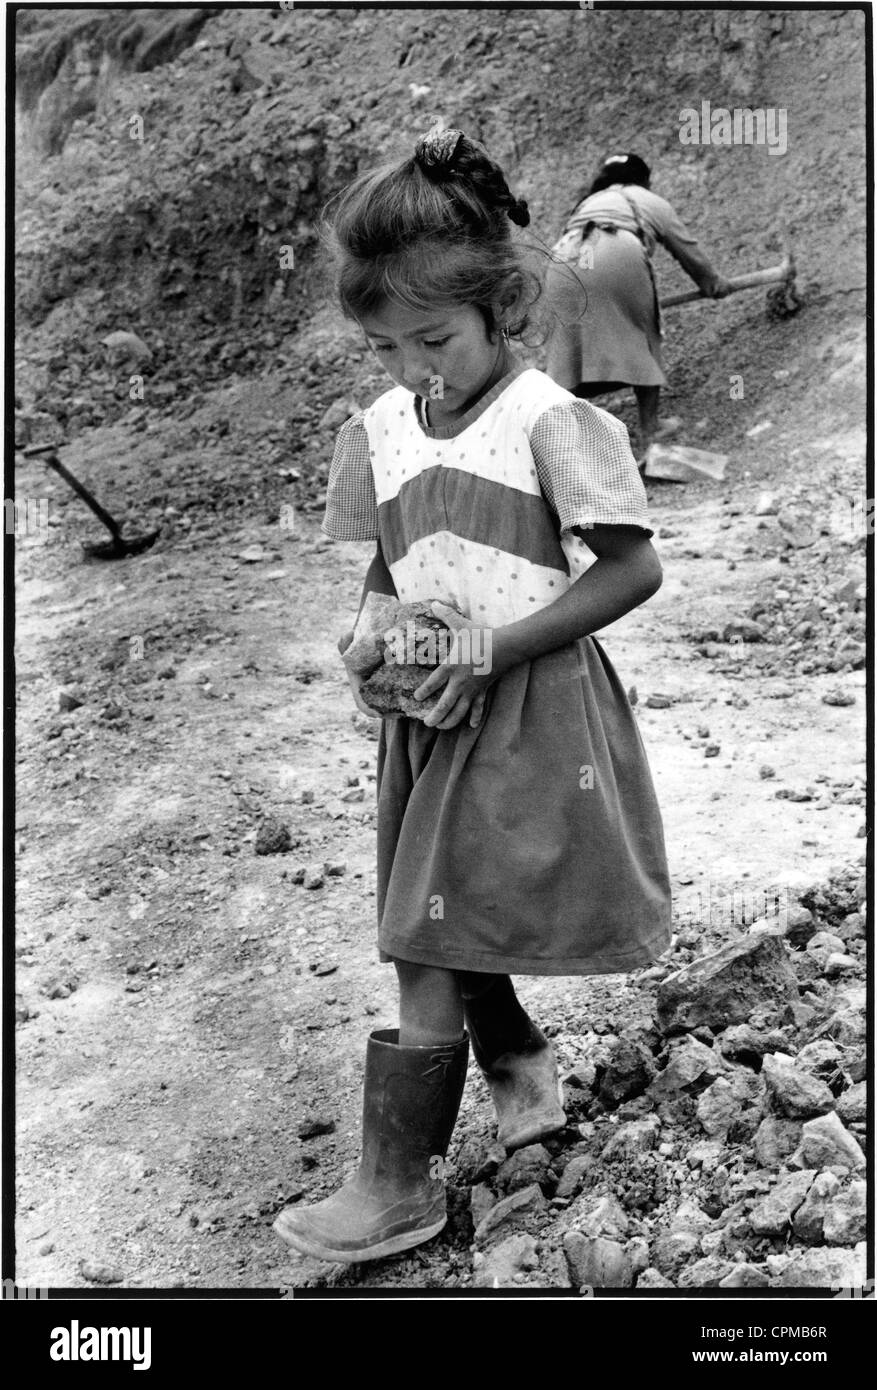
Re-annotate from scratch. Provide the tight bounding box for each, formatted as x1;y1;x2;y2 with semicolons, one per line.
414;128;465;179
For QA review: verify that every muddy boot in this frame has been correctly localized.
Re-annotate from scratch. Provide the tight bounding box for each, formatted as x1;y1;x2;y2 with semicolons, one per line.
461;976;566;1152
273;1028;468;1263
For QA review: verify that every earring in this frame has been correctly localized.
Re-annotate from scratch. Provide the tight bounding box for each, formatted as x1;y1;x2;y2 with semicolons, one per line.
501;323;512;343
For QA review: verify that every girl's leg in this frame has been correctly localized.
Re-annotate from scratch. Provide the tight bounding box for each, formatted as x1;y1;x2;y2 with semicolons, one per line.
396;960;464;1046
457;972;536;1060
634;384;660;456
457;972;566;1151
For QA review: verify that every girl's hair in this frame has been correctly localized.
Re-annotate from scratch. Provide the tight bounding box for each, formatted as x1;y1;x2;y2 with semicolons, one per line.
561;151;652;229
322;129;540;339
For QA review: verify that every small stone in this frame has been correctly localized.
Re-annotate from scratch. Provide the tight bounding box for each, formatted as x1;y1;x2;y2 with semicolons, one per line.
469;1183;496;1229
323;860;347;877
806;930;846;955
677;1257;735;1288
718;1263;769;1288
836;1081;866;1125
79;1261;124;1285
762;1053;835;1119
473;1184;547;1245
704;743;720;758
792;1112;865;1171
625;1237;650;1276
289;865;306;885
601;1116;660;1161
755;493;778;516
58;687;84;712
495;1144;553;1196
652;1231;700;1278
822;688;855;707
38;1241;55;1256
636;1267;676;1288
696;1079;739;1137
836;912;864;943
777;1245;866;1289
645;693;674;709
303;867;325;890
748;1170;815;1235
569;1194;629;1241
823;952;858;978
822;1181;866;1246
555;1154;593;1199
473;1233;539;1289
597;1036;655;1106
792;1170;840;1244
759;765;776;779
254;818;292;856
754;1115;803;1167
723;618;764;643
297;1116;336;1140
236;544;266;563
795;1039;843;1081
649;1038;723;1099
563;1233;632;1289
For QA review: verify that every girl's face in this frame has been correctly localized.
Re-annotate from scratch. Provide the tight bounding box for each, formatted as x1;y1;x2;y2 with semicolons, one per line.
358;300;512;421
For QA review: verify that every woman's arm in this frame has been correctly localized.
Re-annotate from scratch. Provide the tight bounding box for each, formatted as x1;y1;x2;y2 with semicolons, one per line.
415;525;662;729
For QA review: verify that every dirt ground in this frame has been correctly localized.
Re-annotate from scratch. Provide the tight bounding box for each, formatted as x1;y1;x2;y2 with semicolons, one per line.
13;318;866;1291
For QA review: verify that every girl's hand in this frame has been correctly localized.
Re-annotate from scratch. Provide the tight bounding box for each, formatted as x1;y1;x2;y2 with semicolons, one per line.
414;603;503;731
338;628;379;717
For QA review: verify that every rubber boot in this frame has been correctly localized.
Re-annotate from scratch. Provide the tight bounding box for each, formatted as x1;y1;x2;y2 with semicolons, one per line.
462;984;565;1152
273;1028;468;1263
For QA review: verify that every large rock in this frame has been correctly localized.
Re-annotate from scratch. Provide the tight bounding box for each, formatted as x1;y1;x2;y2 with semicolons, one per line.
754;1115;803;1168
791;1112;865;1172
761;1053;836;1119
656;935;797;1035
344;594;471;720
822;1182;866;1246
597;1037;656;1106
563;1233;633;1289
792;1170;841;1244
777;1244;866;1289
748;1170;815;1235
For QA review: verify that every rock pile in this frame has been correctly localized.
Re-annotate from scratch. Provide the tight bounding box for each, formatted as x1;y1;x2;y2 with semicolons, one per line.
452;868;867;1291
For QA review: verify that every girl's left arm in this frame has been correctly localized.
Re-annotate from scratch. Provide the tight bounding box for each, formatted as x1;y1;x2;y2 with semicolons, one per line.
493;524;662;670
416;525;662;729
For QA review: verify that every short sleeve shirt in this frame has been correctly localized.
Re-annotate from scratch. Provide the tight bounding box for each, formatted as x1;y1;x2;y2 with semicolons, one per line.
323;366;651;627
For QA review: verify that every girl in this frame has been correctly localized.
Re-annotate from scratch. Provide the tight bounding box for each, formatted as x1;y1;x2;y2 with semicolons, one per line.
544;151;730;457
273;129;672;1265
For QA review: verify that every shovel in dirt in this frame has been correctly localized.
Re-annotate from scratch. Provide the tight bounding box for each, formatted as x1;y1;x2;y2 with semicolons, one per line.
660;234;801;316
23;445;160;559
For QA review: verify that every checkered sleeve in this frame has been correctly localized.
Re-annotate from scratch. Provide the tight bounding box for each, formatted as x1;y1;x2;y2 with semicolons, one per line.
321;412;379;542
529;400;653;536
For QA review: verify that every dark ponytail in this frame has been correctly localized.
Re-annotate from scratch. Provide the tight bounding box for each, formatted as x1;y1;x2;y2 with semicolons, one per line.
323;128;539;337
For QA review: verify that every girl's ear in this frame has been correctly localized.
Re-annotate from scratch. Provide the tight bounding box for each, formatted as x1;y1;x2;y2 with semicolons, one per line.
489;273;525;335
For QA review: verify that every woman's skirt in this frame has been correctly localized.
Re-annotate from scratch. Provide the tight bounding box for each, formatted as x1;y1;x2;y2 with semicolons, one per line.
544;226;665;390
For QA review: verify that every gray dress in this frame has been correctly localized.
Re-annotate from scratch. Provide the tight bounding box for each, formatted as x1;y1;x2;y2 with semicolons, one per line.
544;184;720;389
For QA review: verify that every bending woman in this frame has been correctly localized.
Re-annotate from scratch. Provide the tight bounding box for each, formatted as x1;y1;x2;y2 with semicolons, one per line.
544;152;729;457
